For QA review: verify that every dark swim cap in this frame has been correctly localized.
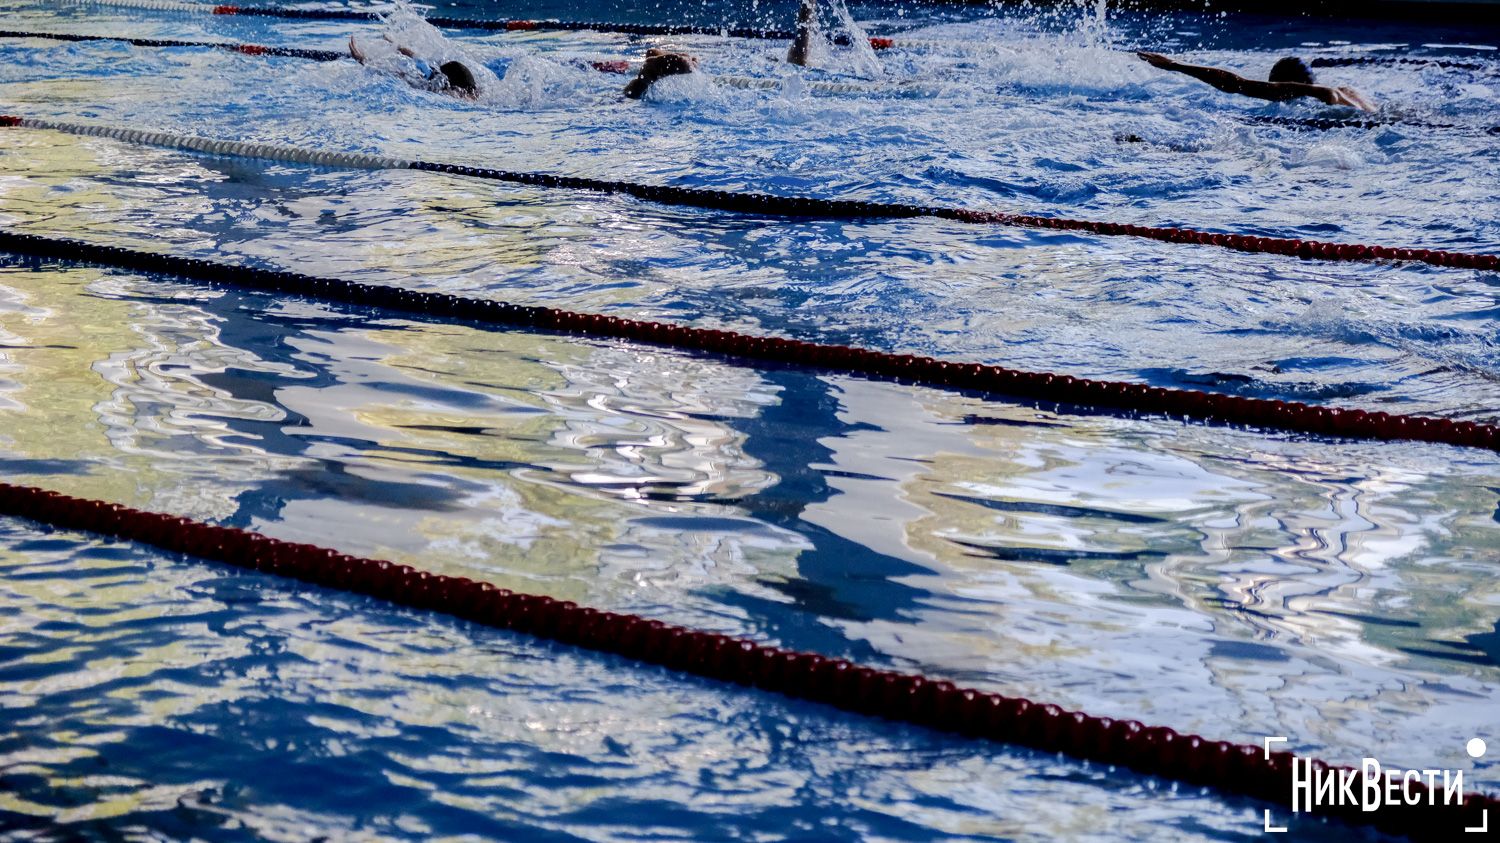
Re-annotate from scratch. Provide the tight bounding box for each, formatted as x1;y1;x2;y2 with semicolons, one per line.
439;61;478;95
1269;57;1315;84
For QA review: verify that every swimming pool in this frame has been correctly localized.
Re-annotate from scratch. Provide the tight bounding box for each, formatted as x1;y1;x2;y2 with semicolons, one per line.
0;0;1496;838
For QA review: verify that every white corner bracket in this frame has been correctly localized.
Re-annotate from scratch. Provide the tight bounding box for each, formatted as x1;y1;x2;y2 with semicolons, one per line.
1263;737;1289;833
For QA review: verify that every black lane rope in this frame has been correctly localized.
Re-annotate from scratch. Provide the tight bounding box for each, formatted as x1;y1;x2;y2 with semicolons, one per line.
0;228;1496;454
4;114;1497;272
1245;113;1500;136
1312;55;1496;73
0;480;1491;842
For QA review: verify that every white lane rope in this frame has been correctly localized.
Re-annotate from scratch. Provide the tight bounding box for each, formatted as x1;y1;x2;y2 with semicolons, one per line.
13;116;413;170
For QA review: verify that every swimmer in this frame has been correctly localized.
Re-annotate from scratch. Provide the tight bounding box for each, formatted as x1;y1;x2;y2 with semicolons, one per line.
623;48;699;99
1136;52;1376;112
625;0;813;92
349;33;480;98
352;32;690;102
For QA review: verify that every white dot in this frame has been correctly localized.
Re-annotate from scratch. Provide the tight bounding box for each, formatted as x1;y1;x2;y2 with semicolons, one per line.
1468;738;1487;759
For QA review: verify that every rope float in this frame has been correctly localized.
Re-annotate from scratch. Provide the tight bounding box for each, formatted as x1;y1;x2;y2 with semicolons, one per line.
2;114;1496;272
0;228;1496;454
0;485;1491;841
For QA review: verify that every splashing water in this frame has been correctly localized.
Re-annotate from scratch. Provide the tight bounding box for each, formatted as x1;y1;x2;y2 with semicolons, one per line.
793;0;883;79
826;0;884;78
351;1;503;97
1075;0;1116;51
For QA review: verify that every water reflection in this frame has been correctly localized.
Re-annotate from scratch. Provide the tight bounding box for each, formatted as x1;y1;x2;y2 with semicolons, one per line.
1;524;1287;842
0;256;1495;787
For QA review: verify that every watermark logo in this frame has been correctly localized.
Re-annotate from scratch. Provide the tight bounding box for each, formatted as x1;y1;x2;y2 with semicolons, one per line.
1262;736;1488;833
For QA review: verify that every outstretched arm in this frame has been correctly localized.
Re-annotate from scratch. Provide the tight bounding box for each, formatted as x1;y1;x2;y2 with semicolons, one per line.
787;0;816;67
1136;51;1320;103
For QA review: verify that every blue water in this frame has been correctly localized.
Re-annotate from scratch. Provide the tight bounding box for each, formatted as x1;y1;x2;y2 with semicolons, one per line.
0;0;1497;839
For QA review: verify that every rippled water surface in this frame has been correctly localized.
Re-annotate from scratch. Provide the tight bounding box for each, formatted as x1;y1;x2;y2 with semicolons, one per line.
0;0;1497;839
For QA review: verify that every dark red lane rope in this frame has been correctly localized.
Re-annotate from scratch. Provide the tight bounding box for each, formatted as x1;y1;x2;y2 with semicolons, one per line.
209;3;893;48
0;28;345;60
923;203;1499;269
0;482;1491;841
1;229;1496;453
206;3;804;40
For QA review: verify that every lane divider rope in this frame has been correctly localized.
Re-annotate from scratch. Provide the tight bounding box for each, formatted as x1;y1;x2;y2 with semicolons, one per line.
3;115;408;168
0;228;1495;453
72;0;929;50
1245;113;1500;136
2;114;1496;272
82;0;804;40
1311;55;1496;72
0;27;345;60
0;483;1489;841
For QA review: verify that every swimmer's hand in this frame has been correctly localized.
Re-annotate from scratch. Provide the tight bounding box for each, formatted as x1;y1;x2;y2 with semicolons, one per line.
1332;85;1377;112
1136;51;1176;70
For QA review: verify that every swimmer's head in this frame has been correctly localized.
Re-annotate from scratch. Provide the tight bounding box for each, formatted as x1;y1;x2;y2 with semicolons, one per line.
1269;57;1315;85
439;60;479;97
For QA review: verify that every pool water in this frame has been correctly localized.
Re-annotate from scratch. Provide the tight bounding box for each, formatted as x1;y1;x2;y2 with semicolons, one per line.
0;0;1496;839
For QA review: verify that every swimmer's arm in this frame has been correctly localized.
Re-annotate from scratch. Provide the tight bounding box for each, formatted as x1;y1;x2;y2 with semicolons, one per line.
348;34;366;64
624;51;696;99
623;75;653;99
787;0;816;67
1138;53;1283;99
1138;53;1376;110
1255;81;1375;110
623;60;661;99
